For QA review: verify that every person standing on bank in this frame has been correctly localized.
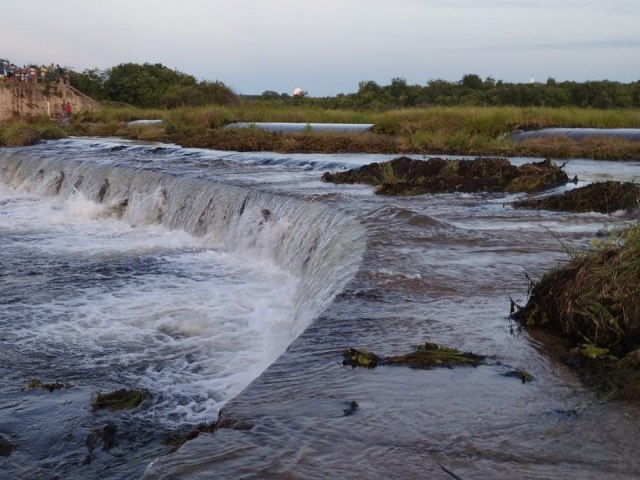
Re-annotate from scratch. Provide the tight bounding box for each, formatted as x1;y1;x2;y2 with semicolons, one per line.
65;101;72;119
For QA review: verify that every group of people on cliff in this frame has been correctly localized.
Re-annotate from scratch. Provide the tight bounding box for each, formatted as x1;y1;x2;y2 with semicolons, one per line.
0;60;69;84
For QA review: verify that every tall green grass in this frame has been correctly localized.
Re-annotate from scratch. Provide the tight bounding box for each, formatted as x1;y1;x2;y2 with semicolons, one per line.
65;104;640;159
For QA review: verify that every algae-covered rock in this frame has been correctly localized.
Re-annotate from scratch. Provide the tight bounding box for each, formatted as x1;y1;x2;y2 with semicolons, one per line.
385;342;485;369
514;181;640;214
322;156;568;195
342;348;382;368
91;388;149;410
342;343;485;370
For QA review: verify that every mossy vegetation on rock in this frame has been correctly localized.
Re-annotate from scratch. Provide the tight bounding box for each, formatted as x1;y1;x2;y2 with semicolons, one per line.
22;378;73;392
513;225;640;398
322;156;568;195
91;388;149;410
514;181;640;214
342;348;383;368
343;342;485;370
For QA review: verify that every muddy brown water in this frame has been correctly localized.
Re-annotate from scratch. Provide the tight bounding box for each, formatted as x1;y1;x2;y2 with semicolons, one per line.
1;139;639;479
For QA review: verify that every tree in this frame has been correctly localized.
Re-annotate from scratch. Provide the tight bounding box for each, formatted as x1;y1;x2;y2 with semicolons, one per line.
460;74;483;90
103;63;197;108
69;68;107;100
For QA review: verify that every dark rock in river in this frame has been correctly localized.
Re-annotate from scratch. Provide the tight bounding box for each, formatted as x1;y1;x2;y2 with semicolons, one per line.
0;434;15;457
514;181;640;214
322;156;568;195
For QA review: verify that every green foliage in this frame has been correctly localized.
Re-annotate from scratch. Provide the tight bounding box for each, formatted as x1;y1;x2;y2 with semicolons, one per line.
163;81;237;108
309;76;640;110
69;68;107;100
103;62;197;108
0;120;67;147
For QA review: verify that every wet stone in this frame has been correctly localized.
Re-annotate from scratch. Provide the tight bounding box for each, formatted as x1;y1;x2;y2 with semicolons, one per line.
0;434;15;457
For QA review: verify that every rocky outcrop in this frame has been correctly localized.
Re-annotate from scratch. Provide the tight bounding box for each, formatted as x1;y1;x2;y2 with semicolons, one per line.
0;83;101;121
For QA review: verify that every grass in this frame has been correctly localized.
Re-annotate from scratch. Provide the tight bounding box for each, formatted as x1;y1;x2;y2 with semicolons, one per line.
513;224;640;398
0;117;68;146
4;104;640;158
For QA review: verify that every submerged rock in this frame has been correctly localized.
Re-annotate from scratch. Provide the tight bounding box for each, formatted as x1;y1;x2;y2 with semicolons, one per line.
166;420;217;451
0;434;15;457
343;401;359;417
514;181;640;214
322;156;568;195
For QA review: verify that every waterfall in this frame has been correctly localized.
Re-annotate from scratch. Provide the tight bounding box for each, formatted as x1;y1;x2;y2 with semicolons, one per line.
0;150;365;337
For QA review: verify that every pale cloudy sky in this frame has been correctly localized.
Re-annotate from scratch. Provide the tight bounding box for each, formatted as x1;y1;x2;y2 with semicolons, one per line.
3;0;639;96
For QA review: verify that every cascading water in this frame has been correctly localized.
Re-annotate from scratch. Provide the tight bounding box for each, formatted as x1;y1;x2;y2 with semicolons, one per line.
2;138;640;480
0;142;364;479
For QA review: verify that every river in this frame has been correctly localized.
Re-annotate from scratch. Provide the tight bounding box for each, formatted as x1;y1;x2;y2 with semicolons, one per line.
1;138;639;479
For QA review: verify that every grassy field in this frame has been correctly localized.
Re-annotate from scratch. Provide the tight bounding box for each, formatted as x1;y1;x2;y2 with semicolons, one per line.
2;105;640;159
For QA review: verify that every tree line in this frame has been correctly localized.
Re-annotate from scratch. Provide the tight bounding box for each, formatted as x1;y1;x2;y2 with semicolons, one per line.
69;65;640;110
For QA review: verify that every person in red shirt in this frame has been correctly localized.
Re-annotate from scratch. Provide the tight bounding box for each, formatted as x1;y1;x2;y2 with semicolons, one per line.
65;101;72;118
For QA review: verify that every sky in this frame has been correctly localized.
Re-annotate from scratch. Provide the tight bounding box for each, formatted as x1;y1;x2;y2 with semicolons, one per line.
3;0;639;97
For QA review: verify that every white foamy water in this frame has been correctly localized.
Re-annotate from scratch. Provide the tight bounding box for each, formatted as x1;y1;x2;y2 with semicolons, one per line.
0;182;301;424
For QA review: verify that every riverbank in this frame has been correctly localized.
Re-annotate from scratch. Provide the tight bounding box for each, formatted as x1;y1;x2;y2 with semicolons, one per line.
3;105;640;159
